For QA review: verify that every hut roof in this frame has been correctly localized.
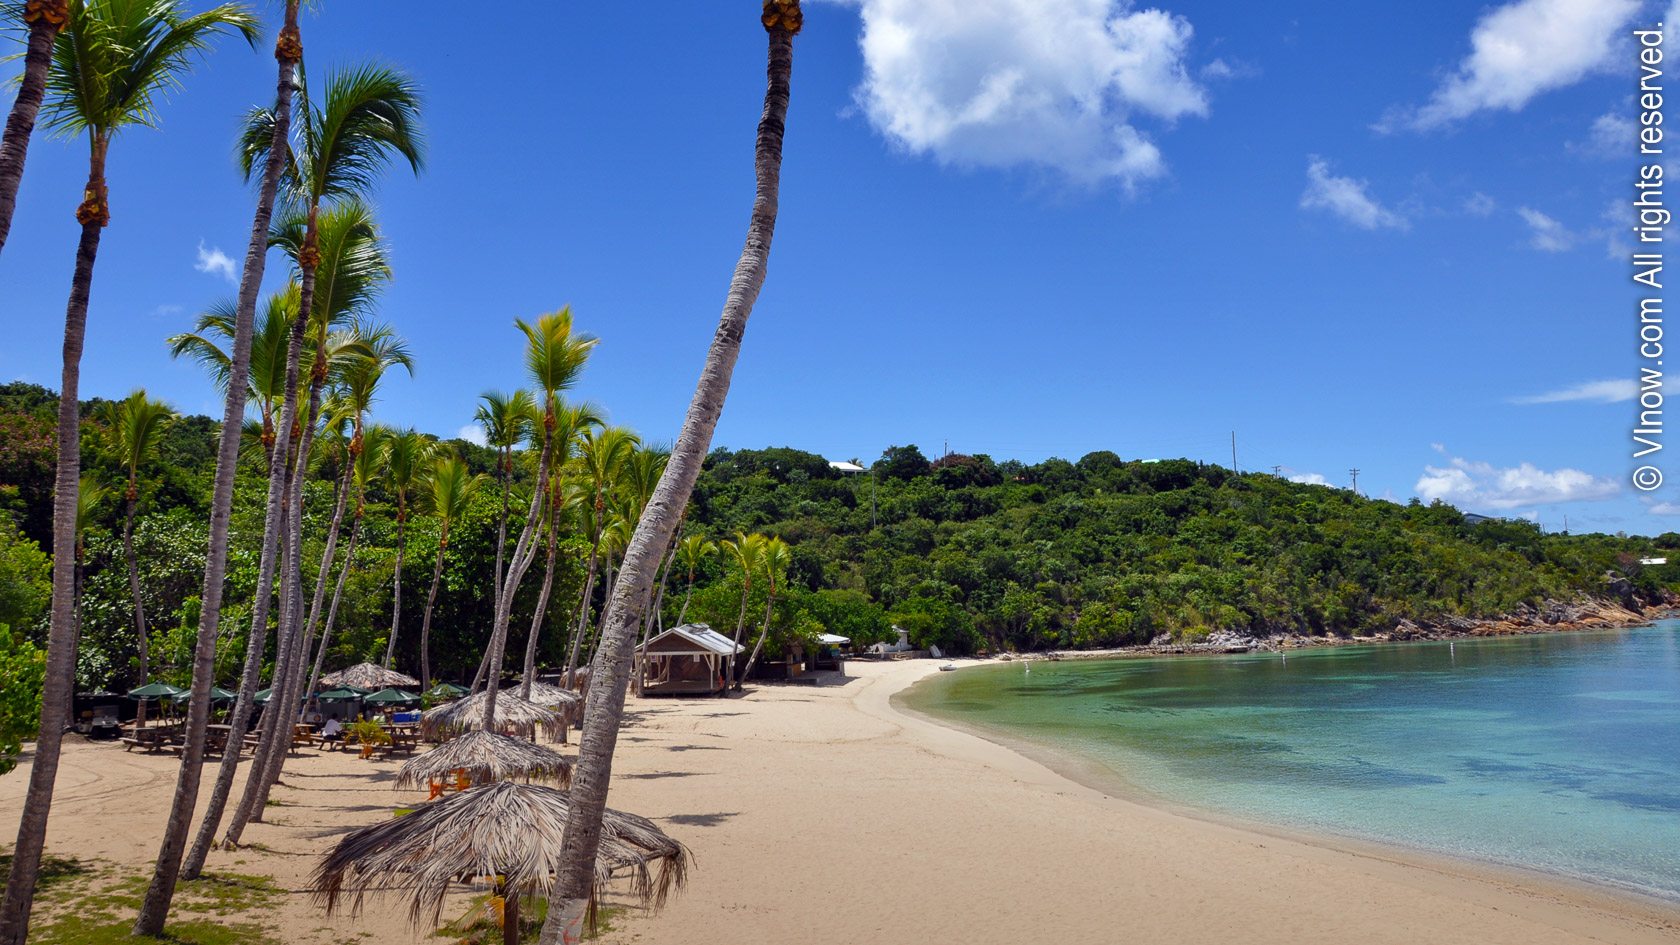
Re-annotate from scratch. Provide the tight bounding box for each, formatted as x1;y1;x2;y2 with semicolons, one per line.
519;681;584;710
319;662;420;690
312;780;688;926
420;690;563;742
394;731;572;790
640;623;742;656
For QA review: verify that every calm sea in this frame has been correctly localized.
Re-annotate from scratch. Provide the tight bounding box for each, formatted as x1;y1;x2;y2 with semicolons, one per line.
899;622;1680;900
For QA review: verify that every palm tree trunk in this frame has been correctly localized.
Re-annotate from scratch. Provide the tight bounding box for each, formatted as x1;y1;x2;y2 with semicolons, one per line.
382;511;405;668
493;462;509;597
307;516;358;698
480;436;555;727
739;587;777;684
0;0;66;258
642;529;680;647
123;495;149;682
562;544;599;689
728;579;752;688
544;19;797;937
0;150;107;945
419;525;447;692
172;43;299;877
519;513;559;699
677;574;696;626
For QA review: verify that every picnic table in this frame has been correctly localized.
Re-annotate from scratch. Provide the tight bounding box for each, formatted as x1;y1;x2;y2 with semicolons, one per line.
119;722;183;753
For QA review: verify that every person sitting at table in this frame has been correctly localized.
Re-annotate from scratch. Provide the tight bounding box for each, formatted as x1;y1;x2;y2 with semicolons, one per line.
319;717;344;746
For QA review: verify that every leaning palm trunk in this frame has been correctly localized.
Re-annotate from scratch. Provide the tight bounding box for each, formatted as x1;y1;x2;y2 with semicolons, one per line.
519;511;559;699
122;495;149;683
562;543;599;689
144;16;303;905
418;523;446;691
0;186;105;945
382;509;406;668
727;578;752;687
0;0;67;257
306;518;358;697
544;12;798;939
738;588;777;684
480;433;555;727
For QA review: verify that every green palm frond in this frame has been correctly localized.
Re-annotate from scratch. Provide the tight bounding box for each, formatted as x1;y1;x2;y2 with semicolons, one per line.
96;388;174;490
43;0;259;142
515;308;598;405
297;61;424;202
270;197;391;327
475;390;538;453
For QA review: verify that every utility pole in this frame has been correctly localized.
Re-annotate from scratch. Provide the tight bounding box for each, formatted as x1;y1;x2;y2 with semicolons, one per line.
1349;468;1361;494
1230;431;1238;472
1272;465;1283;477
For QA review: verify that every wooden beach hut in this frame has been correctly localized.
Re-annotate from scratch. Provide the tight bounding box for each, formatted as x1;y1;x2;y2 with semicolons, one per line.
637;624;742;697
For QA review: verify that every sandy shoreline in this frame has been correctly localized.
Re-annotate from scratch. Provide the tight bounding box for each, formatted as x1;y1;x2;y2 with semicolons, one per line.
3;659;1679;944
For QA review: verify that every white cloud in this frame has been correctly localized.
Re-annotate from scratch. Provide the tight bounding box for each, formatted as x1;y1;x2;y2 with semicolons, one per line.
1647;500;1680;515
456;424;487;446
1415;453;1620;510
149;303;184;319
194;241;236;282
1569;111;1633;157
1288;472;1329;486
1517;206;1575;252
1300;157;1408;230
1510;378;1637;404
1383;0;1641;131
1463;192;1497;216
847;0;1209;188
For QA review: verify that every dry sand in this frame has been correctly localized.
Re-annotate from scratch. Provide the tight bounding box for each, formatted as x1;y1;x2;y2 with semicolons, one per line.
4;659;1679;944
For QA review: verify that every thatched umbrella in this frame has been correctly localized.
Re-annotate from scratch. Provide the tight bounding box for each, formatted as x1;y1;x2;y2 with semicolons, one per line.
395;731;572;791
320;662;420;690
313;780;688;933
421;690;563;742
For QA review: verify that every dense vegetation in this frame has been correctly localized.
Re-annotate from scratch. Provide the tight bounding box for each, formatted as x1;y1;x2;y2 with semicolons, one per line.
3;380;1676;700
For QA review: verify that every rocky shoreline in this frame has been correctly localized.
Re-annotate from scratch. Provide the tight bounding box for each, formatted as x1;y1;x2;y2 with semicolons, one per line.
997;597;1677;662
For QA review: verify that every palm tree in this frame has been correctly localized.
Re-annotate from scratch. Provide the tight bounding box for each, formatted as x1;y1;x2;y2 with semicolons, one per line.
96;389;173;688
417;455;485;691
382;428;434;670
543;7;802;938
69;473;110;675
480;310;596;728
720;532;766;688
738;536;791;683
167;288;300;466
476;389;537;600
565;426;637;688
518;401;598;699
170;0;307;888
0;3;256;941
305;423;389;698
0;0;70;256
673;534;716;627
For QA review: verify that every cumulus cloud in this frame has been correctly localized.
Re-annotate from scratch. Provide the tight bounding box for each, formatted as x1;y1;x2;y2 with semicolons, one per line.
1463;192;1496;216
194;241;236;282
1288;472;1330;486
456;424;487;446
1648;500;1680;515
1569;111;1633;157
1509;378;1637;404
1517;206;1575;252
846;0;1209;188
1415;453;1620;510
1383;0;1641;132
1300;157;1408;230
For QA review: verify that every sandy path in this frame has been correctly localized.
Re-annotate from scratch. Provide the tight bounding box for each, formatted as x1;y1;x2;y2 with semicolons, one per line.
3;660;1679;944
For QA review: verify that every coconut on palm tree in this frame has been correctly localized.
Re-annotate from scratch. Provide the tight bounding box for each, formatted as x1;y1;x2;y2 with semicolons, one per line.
0;0;69;256
0;3;256;941
418;454;485;690
544;6;803;938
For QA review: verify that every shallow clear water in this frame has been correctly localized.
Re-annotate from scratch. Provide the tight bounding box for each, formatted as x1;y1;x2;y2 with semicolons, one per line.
900;623;1680;899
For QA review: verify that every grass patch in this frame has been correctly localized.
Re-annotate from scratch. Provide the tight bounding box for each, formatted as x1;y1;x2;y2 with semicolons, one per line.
0;853;92;897
31;913;279;945
8;854;284;945
439;895;622;944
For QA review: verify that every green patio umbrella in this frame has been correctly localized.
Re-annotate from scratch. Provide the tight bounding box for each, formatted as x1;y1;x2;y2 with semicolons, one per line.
426;682;468;699
316;687;365;702
178;686;238;703
127;682;186;700
254;688;273;704
363;688;419;705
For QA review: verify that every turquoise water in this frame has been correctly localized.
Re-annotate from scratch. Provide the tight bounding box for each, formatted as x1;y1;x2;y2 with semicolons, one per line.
900;623;1680;900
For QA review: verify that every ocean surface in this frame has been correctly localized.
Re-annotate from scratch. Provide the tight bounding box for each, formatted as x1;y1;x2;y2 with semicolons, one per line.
900;622;1680;900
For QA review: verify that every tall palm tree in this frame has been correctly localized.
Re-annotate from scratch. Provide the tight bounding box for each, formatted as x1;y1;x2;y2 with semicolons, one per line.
480;310;596;728
720;532;766;688
417;454;484;691
0;3;257;942
544;6;802;938
169;0;307;891
475;389;537;601
739;536;792;683
518;401;598;698
96;389;173;688
0;0;69;255
304;422;389;698
673;534;716;627
381;428;433;670
69;473;109;676
564;426;637;688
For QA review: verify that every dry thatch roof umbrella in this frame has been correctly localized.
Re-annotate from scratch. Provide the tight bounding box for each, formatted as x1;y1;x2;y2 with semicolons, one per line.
395;731;573;791
313;780;687;934
320;661;420;691
421;690;563;742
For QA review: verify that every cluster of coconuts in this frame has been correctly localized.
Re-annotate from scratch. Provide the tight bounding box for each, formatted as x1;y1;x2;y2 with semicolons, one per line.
762;0;803;34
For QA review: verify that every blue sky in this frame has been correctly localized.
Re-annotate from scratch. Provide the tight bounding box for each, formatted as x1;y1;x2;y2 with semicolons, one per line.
0;0;1672;534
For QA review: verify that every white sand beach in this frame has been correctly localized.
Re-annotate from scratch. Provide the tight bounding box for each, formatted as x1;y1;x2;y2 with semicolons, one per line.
4;659;1679;944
